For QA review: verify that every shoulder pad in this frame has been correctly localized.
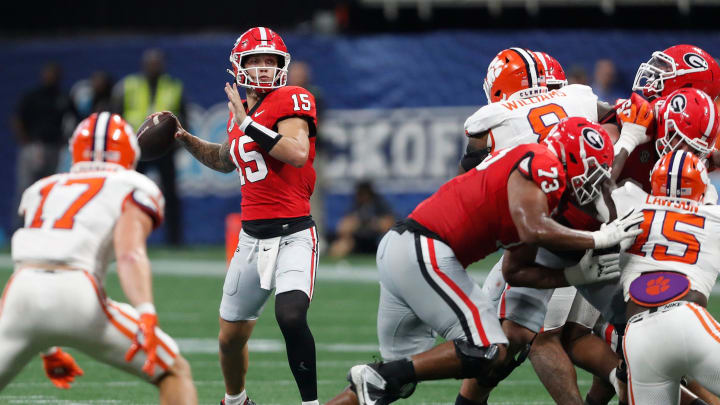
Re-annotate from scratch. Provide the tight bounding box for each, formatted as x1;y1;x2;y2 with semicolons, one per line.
464;103;507;137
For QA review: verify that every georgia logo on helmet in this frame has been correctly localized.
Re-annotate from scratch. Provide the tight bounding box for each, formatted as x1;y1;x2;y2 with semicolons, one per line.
484;48;548;103
228;27;291;93
650;150;708;202
655;88;720;159
534;51;567;90
69;112;140;169
543;117;613;206
633;44;720;100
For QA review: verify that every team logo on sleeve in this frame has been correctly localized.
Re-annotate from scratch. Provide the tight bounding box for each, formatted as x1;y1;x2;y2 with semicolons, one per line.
683;53;708;70
669;94;687;113
581;127;605;150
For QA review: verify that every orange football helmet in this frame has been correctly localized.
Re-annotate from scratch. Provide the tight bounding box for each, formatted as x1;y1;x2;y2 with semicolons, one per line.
69;112;139;169
484;48;547;103
534;51;567;89
650;150;708;202
228;27;291;93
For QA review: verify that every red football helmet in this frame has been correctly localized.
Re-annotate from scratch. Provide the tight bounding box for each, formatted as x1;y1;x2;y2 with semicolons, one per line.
633;44;720;100
228;27;291;93
69;112;139;169
484;47;547;103
651;150;708;202
534;51;567;89
655;88;720;159
543;117;614;206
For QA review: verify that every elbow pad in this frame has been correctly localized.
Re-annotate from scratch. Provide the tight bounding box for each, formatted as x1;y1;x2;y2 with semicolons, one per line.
460;146;491;172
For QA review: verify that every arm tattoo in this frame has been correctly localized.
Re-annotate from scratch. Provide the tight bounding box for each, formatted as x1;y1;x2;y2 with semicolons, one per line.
179;136;236;173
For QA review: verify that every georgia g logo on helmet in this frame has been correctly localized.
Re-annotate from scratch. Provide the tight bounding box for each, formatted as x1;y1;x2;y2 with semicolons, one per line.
683;52;709;70
582;127;605;150
669;94;687;113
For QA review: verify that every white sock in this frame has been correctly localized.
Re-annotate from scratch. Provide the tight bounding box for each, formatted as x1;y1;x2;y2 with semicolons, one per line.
225;390;247;405
608;369;619;394
302;401;319;405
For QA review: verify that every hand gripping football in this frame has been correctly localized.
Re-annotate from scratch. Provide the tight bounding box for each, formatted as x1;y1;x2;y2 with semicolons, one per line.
136;112;178;161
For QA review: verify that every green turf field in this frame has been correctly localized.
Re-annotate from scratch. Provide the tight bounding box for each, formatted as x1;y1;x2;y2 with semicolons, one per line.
0;248;717;404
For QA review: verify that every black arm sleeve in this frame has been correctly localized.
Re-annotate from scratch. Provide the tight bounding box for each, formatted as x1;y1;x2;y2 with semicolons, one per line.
460;145;491;172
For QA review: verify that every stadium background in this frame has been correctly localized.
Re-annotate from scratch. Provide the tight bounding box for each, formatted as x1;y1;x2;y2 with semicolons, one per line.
2;1;720;403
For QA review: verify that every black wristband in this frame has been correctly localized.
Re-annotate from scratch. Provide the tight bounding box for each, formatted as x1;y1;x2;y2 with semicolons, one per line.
240;117;283;152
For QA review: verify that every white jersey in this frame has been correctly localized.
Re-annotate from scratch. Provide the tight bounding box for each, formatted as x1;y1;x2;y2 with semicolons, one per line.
612;182;720;299
464;84;599;152
11;162;164;283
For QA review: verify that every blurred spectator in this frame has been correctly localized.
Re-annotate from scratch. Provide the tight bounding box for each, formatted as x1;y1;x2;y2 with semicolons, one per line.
328;180;395;259
11;62;76;230
71;70;115;119
592;59;624;102
567;65;589;85
113;49;186;245
289;61;329;250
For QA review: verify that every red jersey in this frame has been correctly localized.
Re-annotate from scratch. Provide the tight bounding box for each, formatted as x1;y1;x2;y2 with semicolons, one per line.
409;144;566;268
227;85;317;221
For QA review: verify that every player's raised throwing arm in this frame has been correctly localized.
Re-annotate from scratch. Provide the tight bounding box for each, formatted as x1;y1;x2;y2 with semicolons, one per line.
174;127;236;173
225;82;310;168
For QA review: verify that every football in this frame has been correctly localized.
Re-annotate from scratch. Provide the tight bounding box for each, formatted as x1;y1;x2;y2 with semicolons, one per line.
136;112;178;161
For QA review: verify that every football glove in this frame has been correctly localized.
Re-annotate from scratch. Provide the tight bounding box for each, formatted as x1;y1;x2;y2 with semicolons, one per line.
563;249;621;286
42;347;84;389
125;312;159;376
614;94;654;156
591;209;644;249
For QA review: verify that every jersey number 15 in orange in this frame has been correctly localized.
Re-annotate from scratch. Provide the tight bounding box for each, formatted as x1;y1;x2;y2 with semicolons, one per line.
627;210;705;264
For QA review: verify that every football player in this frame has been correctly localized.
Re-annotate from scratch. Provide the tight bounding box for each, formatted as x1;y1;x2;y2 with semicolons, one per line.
0;112;197;404
616;150;720;405
169;27;320;405
326;118;642;405
506;87;720;405
612;44;720;186
466;50;637;405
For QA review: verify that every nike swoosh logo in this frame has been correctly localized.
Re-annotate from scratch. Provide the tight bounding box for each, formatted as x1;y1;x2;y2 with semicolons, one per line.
262;247;271;252
254;110;265;118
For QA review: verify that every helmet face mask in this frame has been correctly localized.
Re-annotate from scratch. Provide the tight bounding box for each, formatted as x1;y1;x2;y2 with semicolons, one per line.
655;88;719;160
571;157;611;206
544;117;614;207
228;27;291;93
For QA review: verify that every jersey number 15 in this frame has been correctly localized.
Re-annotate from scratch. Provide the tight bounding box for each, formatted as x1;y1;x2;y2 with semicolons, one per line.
627;210;706;264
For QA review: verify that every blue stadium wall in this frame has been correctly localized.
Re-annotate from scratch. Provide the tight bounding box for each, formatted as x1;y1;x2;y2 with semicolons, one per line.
2;30;720;244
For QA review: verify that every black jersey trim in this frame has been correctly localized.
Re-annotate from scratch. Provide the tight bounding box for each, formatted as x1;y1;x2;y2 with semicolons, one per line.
242;215;315;239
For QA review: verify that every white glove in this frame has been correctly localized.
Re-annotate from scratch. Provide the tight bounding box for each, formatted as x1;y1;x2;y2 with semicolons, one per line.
591;209;644;249
563;249;621;286
613;123;651;156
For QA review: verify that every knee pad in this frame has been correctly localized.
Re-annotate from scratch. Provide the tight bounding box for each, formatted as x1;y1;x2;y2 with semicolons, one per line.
481;343;530;387
453;340;499;380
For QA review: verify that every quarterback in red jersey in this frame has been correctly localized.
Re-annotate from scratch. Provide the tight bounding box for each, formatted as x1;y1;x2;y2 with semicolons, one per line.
327;118;642;405
171;27;320;405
